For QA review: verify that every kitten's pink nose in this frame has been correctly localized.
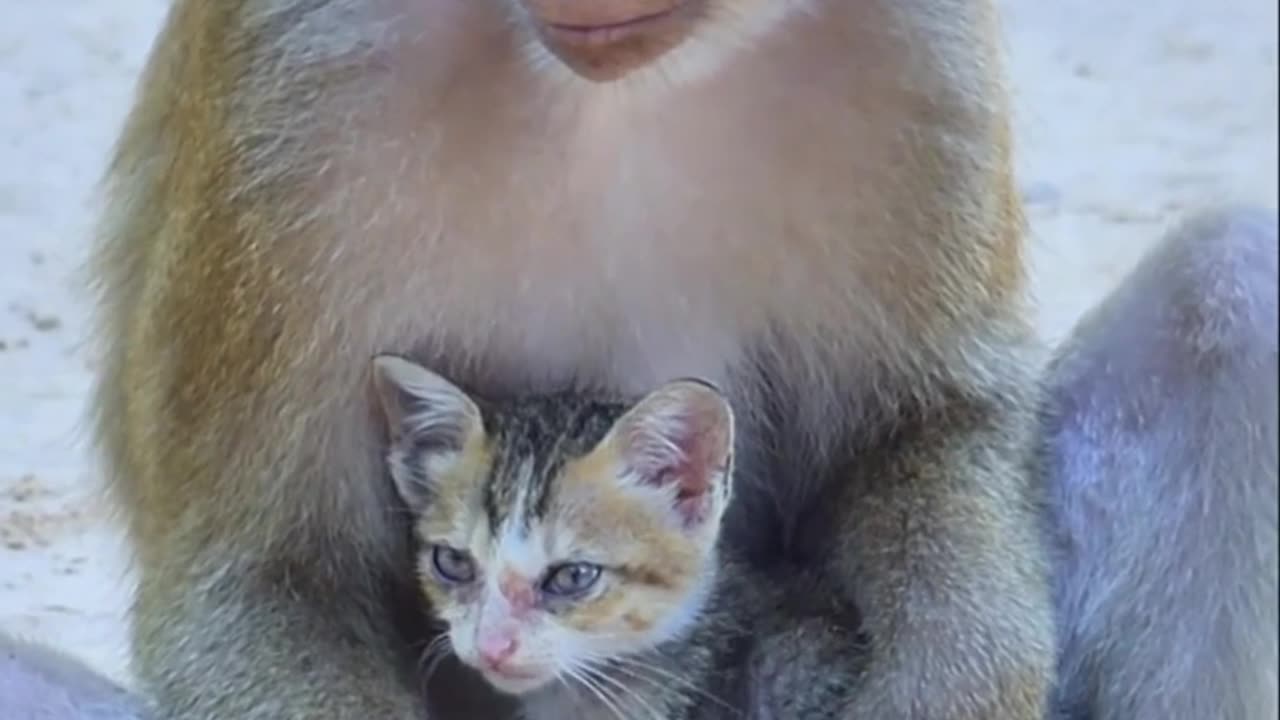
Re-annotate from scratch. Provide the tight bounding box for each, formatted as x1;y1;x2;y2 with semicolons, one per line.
477;634;519;669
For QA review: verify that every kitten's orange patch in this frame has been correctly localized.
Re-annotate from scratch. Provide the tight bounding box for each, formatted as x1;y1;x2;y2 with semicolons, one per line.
559;445;706;581
418;579;452;611
562;589;628;630
615;562;678;590
416;434;494;544
621;610;655;633
543;443;709;639
499;569;538;613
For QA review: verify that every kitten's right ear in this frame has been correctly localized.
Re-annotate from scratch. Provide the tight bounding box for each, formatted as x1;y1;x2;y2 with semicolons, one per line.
607;379;735;531
371;355;483;512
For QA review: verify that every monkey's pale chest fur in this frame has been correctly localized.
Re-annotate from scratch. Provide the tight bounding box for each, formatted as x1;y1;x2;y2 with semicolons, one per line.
292;3;972;398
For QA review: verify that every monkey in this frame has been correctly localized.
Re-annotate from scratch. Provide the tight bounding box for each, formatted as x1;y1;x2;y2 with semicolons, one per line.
88;1;1051;717
1044;207;1279;720
23;206;1268;720
5;206;1273;720
81;0;1276;718
0;632;150;720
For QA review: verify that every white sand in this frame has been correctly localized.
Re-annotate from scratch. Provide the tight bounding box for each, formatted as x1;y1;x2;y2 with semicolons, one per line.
1;0;1276;685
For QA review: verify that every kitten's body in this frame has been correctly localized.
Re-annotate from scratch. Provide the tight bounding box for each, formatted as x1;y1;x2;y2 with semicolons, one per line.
371;359;866;720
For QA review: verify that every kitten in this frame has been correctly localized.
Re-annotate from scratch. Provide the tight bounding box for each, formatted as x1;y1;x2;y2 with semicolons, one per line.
371;355;867;720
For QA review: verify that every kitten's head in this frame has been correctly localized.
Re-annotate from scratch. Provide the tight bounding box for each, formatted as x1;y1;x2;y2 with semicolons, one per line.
372;355;735;696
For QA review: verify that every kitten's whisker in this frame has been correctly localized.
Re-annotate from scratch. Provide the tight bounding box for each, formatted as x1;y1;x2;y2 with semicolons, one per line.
573;647;740;717
608;655;740;716
564;664;632;720
579;652;688;708
416;634;455;690
416;634;450;671
583;661;666;720
576;667;636;720
421;648;452;686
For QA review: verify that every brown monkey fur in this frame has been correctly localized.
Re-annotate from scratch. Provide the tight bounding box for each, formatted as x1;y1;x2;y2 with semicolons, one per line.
90;0;1055;717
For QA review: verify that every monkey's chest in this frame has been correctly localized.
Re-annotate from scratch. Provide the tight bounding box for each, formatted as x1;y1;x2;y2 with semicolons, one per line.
376;226;783;397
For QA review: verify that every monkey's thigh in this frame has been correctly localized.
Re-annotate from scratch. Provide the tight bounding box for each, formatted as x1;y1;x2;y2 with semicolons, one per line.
0;634;149;720
1042;206;1279;720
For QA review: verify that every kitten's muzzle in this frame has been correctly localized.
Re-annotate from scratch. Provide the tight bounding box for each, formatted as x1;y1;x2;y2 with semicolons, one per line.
478;634;520;670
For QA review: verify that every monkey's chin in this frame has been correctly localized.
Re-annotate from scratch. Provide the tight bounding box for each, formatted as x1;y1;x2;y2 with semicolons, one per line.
529;0;704;82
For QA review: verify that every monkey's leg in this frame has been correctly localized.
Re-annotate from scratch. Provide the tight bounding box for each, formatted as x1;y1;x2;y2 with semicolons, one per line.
0;633;149;720
1044;207;1279;720
769;353;1056;719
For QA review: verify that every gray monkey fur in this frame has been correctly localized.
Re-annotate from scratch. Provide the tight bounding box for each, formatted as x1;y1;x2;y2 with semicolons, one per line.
1;206;1275;719
0;634;148;720
1046;206;1278;720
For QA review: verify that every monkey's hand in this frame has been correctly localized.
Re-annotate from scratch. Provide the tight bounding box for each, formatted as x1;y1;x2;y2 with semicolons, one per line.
822;399;1055;719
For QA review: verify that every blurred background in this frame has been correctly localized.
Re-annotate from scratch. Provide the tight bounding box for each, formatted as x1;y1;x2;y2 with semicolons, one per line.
0;0;1276;685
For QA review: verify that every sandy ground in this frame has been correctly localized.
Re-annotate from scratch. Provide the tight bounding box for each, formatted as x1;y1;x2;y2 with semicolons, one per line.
0;0;1276;687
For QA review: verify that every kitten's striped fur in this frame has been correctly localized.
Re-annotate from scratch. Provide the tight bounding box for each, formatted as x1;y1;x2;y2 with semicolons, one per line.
373;355;867;719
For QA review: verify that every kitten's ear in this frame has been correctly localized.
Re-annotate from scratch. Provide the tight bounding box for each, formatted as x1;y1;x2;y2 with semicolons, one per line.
609;379;735;529
371;355;482;509
371;355;481;446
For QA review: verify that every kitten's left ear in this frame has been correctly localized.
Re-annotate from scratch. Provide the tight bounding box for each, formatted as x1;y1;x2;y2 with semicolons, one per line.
609;379;735;529
371;355;483;511
370;355;482;449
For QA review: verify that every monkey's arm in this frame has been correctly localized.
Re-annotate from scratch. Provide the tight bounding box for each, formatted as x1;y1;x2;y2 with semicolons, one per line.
87;2;453;715
1;633;150;720
125;563;431;720
824;393;1055;720
1045;207;1278;720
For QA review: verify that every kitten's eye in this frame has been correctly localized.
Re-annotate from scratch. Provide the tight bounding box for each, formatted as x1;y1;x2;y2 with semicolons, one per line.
541;563;603;597
431;545;476;584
